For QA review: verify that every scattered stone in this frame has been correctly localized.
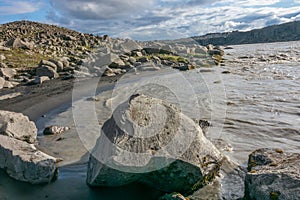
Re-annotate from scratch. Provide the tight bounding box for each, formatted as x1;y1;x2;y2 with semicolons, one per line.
0;68;17;80
36;65;59;79
222;71;231;74
0;92;22;100
60;57;70;68
0;62;7;68
137;57;149;63
0;135;57;184
159;193;187;200
86;97;100;102
87;94;223;195
198;120;211;135
49;59;64;72
0;110;37;143
0;55;6;61
0;46;11;51
0;77;4;89
43;126;70;135
33;76;50;84
3;81;16;89
39;60;57;71
109;58;126;68
245;148;300;200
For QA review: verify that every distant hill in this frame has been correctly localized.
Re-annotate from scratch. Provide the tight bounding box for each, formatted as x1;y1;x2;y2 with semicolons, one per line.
192;21;300;46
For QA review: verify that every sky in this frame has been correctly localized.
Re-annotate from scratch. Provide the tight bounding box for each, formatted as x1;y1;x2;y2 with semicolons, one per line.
0;0;300;41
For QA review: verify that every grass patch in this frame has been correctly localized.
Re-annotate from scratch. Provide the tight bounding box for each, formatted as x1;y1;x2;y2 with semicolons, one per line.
0;48;50;69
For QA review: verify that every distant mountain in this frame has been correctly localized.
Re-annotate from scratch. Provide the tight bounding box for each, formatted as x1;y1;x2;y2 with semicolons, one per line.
192;21;300;46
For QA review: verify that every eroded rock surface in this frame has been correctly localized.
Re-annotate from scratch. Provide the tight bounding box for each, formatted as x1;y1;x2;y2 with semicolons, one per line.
245;148;300;200
0;135;57;184
87;94;223;195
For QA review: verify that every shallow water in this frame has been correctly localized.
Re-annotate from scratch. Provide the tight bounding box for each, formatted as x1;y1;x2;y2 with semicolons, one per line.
1;41;300;199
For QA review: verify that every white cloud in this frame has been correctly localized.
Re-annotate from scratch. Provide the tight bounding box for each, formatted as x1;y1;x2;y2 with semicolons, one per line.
0;1;41;15
49;0;155;20
46;0;300;40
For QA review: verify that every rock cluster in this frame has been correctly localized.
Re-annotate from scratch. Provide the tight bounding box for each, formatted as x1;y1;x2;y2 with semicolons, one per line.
0;21;224;90
87;94;223;195
0;110;58;184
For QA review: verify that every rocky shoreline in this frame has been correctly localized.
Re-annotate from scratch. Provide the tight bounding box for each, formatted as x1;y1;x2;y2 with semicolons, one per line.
0;21;299;200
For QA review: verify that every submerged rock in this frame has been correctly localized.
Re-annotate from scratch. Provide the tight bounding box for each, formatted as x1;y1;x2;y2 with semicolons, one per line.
87;94;223;195
0;110;37;143
245;148;300;200
0;135;57;184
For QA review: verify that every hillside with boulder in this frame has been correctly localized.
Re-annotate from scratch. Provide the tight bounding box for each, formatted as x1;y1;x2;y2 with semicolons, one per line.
0;20;223;91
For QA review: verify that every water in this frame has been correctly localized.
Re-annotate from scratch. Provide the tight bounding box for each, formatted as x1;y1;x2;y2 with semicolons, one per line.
1;41;300;199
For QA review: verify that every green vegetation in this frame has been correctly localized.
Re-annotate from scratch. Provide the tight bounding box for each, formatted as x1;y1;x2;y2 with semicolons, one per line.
0;49;51;69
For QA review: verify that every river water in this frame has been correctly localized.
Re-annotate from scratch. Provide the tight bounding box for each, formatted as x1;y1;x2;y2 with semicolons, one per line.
1;41;299;200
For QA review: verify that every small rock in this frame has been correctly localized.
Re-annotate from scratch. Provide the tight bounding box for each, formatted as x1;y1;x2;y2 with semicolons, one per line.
43;126;70;135
39;60;57;71
3;81;17;89
0;62;7;68
109;58;126;68
0;46;11;51
159;193;187;200
0;55;6;61
0;77;4;89
49;59;64;72
137;57;149;63
33;76;50;84
86;97;100;102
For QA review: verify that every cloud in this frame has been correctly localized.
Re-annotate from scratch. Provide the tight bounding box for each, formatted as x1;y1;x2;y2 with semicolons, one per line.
49;0;155;20
46;0;300;40
0;0;42;15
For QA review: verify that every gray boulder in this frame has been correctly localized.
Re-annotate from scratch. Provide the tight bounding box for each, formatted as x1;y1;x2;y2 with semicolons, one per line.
245;148;300;200
49;59;64;72
39;60;57;71
36;65;59;79
0;68;17;80
87;94;223;195
0;110;37;143
0;135;57;184
5;38;34;50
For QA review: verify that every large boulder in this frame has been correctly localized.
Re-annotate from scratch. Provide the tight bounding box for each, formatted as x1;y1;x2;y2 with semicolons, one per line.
245;148;300;200
0;110;37;143
36;65;59;79
5;38;34;50
87;94;223;195
0;135;57;184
